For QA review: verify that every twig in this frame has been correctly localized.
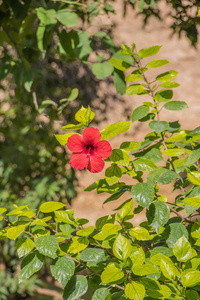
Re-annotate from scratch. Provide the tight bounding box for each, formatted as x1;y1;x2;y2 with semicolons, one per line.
32;91;39;111
161;133;185;193
136;58;159;120
51;0;87;7
65;253;125;290
169;206;184;221
34;287;62;299
114;284;124;290
65;253;100;277
166;201;184;209
1;25;23;61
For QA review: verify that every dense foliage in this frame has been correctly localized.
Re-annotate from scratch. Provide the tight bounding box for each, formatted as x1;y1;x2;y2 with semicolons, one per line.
1;43;200;299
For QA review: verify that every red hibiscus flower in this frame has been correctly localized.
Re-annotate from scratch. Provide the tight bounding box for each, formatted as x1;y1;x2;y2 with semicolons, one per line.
67;127;112;173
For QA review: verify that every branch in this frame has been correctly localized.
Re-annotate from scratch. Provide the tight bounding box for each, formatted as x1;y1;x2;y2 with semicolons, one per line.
32;91;39;111
161;133;185;194
51;0;87;7
1;25;23;61
34;287;62;299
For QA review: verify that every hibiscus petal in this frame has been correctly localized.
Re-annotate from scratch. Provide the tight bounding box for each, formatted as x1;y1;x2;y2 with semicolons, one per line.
87;153;105;173
95;140;112;159
70;153;89;170
83;127;101;145
67;134;84;152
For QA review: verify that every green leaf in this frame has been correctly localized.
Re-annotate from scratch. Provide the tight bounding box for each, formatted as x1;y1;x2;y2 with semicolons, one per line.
162;148;185;157
150;253;173;266
130;183;154;208
61;124;84;131
103;185;130;204
138;0;145;11
92;61;114;79
75;106;95;125
121;44;132;55
173;158;188;173
102;223;122;235
92;288;111;300
38;100;57;113
164;101;188;111
130;247;145;267
186;289;199;300
173;236;192;262
35;235;58;258
164;223;188;248
109;52;133;71
126;84;144;95
37;8;57;26
182;197;200;207
113;69;126;95
76;226;94;237
131;105;149;122
7;225;26;240
63;275;88;300
125;282;145;300
156;70;178;82
189;126;200;136
0;208;7;214
140;277;160;291
39;201;65;213
101;262;124;284
147;59;169;68
105;164;122;185
125;74;143;82
149;121;169;133
7;205;28;216
154;89;173;102
148;170;169;187
133;158;158;171
23;70;33;92
108;149;130;167
56;9;78;27
129;227;150;240
79;248;107;263
95;214;115;231
160;259;180;280
68;236;89;254
120;141;141;151
54;210;75;224
187;171;200;186
19;252;43;283
186;149;200;166
119;199;133;218
147;201;170;233
67;88;79;101
132;264;159;276
159;81;180;88
181;270;200;287
50;256;75;287
36;24;45;53
145;284;171;299
101;122;130;140
142;148;163;163
138;45;162;58
167;120;181;132
113;234;132;260
165;131;187;143
16;238;35;258
154;169;179;185
109;58;131;71
55;133;80;145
